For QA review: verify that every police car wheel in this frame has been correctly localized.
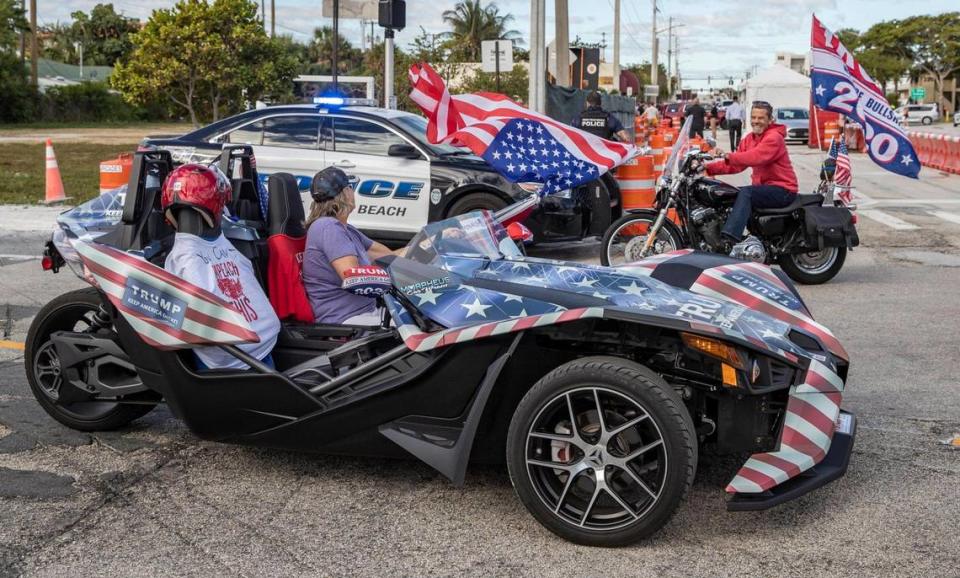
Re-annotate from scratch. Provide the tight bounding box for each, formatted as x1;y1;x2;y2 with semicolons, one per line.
445;192;507;217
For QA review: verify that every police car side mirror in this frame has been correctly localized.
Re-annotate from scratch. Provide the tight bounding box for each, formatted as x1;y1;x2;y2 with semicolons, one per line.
388;144;421;160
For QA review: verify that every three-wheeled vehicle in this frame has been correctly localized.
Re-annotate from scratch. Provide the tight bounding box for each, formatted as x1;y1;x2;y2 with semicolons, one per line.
27;147;855;546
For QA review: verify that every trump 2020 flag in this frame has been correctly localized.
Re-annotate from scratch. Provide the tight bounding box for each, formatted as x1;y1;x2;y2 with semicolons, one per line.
811;15;920;179
409;62;635;194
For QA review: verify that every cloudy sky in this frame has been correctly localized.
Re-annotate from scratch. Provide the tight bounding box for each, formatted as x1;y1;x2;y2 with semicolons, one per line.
39;0;955;88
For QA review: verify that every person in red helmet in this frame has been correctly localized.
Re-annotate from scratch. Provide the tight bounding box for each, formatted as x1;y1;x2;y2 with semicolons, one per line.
705;100;799;249
161;163;280;369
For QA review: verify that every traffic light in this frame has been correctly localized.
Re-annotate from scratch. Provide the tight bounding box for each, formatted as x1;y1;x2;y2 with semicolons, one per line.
378;0;406;30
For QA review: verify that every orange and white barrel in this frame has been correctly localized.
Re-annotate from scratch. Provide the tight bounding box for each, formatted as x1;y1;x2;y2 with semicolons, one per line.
100;153;133;195
823;121;840;151
616;155;656;210
649;133;666;180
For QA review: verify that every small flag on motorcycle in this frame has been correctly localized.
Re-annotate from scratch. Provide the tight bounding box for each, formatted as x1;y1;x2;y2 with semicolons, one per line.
827;137;854;205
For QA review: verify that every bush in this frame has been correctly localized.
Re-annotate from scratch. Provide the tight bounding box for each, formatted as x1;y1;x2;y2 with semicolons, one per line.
0;51;38;122
39;81;141;122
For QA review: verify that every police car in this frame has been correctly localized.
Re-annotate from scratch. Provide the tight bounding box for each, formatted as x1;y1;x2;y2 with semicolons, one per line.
144;98;622;244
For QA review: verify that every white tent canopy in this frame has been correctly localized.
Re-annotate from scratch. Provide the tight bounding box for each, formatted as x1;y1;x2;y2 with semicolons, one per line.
743;66;811;111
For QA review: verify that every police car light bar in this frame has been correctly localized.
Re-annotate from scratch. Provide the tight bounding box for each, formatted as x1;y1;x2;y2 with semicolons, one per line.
313;97;378;107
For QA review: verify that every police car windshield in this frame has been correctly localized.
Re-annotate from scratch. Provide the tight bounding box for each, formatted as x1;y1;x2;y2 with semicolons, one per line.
405;210;521;265
392;115;477;157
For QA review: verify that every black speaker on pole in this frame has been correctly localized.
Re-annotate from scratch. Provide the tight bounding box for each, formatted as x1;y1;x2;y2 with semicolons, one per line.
378;0;405;30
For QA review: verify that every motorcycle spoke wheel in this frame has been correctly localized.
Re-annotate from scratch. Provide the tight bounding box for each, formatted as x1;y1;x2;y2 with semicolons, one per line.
606;219;679;266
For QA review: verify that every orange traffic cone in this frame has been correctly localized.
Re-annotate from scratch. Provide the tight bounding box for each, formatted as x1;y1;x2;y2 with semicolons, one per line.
42;139;70;205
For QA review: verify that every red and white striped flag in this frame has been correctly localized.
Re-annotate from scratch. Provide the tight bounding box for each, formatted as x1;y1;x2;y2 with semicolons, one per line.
408;62;634;194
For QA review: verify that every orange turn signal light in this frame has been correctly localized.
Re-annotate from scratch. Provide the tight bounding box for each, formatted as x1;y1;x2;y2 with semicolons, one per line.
681;332;746;370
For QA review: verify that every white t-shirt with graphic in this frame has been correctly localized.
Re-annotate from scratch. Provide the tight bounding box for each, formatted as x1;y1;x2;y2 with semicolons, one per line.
164;232;280;369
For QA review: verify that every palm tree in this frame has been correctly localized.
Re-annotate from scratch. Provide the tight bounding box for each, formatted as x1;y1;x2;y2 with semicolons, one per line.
442;0;522;62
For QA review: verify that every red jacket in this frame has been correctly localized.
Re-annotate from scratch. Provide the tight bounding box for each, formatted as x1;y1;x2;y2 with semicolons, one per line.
706;123;798;193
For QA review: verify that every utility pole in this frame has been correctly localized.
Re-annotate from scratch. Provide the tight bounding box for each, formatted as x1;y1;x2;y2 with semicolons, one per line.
675;36;681;96
666;17;672;98
650;0;657;97
613;0;620;92
555;0;570;86
271;0;275;38
332;0;339;91
29;0;37;87
529;0;545;112
19;0;25;64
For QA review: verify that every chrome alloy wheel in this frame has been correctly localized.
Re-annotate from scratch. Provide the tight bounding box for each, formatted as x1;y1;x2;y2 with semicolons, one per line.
524;387;668;531
791;247;839;275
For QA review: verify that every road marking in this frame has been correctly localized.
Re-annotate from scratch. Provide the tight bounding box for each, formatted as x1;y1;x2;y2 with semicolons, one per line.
0;254;39;261
0;340;25;351
859;210;920;230
929;211;960;226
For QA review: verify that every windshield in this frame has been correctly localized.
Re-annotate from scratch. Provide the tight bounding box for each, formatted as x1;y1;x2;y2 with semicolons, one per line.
661;115;695;180
392;114;477;157
777;109;809;120
404;210;522;265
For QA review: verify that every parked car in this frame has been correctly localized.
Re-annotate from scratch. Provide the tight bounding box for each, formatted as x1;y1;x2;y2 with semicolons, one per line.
775;107;810;144
143;100;623;245
895;104;940;125
660;102;688;125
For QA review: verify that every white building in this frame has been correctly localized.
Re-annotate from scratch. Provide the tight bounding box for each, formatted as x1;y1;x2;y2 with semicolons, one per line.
774;52;810;76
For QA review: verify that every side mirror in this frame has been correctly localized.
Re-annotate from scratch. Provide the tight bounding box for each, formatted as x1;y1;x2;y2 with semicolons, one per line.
387;144;421;160
342;266;392;297
506;222;534;243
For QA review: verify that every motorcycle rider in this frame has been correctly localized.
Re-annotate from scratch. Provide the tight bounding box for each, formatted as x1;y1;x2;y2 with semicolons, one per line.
572;91;630;142
161;164;281;369
705;100;798;249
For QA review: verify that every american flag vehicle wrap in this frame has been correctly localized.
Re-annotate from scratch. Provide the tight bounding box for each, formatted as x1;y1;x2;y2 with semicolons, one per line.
384;247;849;496
726;358;846;493
73;240;259;350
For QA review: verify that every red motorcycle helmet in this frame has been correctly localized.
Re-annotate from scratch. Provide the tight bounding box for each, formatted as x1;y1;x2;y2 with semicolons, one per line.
161;164;232;228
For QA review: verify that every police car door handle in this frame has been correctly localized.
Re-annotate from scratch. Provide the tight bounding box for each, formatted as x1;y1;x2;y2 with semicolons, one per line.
333;160;356;169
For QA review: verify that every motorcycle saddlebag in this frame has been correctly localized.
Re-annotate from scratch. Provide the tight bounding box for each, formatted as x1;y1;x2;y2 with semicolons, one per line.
802;206;859;250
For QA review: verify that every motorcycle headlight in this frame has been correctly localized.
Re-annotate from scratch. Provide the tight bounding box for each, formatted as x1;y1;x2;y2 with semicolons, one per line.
517;182;545;195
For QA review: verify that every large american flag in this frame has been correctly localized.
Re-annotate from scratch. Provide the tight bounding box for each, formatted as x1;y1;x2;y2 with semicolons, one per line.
409;62;635;194
828;137;853;203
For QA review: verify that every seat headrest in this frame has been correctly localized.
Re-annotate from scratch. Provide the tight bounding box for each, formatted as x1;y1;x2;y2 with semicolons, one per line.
267;173;306;238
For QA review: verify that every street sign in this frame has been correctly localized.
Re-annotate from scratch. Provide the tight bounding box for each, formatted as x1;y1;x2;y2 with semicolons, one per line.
481;40;513;73
322;0;378;19
911;87;926;100
643;84;659;97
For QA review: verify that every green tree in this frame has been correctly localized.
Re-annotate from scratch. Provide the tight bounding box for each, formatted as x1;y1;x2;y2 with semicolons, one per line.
305;25;363;75
69;4;141;66
0;0;36;122
857;21;911;93
457;63;528;103
112;0;298;126
441;0;521;62
897;13;960;112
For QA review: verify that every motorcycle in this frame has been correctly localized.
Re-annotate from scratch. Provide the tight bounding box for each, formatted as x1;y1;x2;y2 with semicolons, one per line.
601;118;860;284
26;146;856;546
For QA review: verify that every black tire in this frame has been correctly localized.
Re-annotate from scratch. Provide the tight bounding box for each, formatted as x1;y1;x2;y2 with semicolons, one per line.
600;211;685;267
779;246;847;285
506;356;697;547
24;288;155;431
445;191;507;217
921;116;932;125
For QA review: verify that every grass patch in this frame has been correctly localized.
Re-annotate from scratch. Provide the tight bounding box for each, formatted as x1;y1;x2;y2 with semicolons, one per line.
0;121;192;132
0;142;139;205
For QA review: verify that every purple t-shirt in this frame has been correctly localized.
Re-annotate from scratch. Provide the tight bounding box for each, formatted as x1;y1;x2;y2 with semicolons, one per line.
303;217;376;323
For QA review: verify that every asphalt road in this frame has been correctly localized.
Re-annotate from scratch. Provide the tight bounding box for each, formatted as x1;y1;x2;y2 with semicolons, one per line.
1;146;959;576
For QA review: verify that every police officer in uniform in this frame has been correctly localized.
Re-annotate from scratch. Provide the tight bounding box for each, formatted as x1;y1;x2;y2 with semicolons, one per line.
572;91;630;142
569;91;628;238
